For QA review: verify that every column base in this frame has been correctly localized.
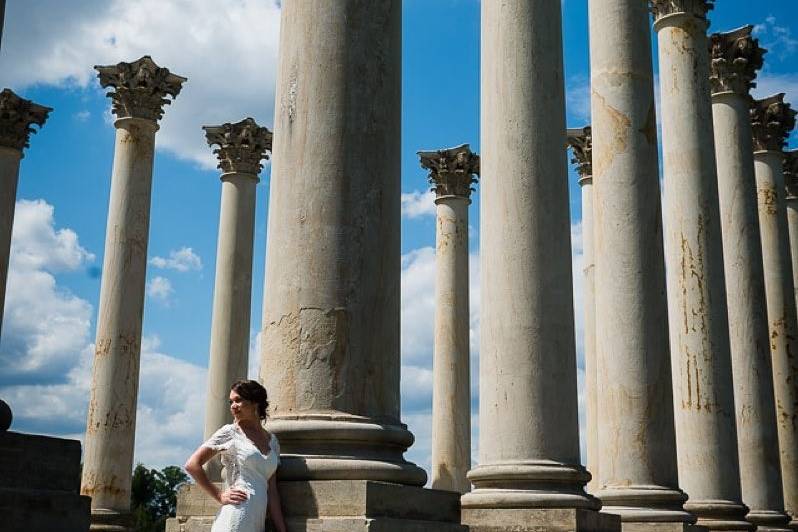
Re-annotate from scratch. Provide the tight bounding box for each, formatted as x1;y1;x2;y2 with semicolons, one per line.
596;485;693;523
745;508;792;531
683;500;753;532
462;507;622;532
167;480;466;532
89;508;133;532
266;417;428;486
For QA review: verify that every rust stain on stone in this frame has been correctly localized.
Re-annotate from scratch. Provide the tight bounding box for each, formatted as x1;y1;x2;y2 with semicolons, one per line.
591;91;631;178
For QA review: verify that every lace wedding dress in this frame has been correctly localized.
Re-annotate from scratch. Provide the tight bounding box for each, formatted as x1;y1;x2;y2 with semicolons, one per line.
203;423;280;532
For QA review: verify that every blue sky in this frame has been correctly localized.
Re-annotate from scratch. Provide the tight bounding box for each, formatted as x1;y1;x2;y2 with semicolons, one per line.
0;0;796;475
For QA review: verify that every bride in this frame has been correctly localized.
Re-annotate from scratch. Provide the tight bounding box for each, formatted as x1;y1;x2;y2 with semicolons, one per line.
185;380;288;532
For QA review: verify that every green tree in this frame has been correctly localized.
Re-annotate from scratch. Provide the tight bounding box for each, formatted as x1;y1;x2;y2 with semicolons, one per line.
131;464;189;532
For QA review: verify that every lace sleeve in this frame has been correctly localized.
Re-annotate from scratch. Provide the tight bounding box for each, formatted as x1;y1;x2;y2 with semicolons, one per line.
202;424;235;451
272;434;281;465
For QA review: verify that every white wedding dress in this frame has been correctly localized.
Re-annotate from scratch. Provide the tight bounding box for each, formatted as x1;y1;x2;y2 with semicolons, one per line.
203;423;280;532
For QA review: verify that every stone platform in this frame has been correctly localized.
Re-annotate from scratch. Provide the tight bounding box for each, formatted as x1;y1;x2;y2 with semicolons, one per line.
462;507;622;532
167;479;467;531
0;430;91;531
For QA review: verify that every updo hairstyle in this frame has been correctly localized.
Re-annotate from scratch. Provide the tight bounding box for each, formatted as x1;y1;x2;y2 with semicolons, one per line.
231;380;270;420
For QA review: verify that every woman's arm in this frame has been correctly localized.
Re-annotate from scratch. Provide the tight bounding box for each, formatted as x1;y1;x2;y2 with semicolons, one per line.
184;446;247;505
267;475;287;532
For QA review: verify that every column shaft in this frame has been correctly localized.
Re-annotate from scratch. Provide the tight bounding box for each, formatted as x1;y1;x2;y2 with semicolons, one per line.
203;173;258;480
754;150;798;530
788;195;798;313
0;147;21;336
463;0;594;511
589;0;688;522
82;118;157;515
581;175;597;495
431;196;471;494
653;5;749;529
260;0;424;485
713;91;789;530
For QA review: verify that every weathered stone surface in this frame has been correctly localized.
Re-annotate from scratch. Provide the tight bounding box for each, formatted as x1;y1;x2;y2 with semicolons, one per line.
653;4;750;530
0;431;90;532
649;0;713;22
711;34;791;531
709;26;766;96
168;480;466;532
462;507;621;532
203;117;272;176
95;55;186;121
0;88;51;152
751;94;797;152
418;144;479;199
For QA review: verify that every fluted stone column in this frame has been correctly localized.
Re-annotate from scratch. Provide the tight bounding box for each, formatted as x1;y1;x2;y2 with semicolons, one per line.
786;150;798;313
589;2;691;525
259;0;426;486
418;144;479;495
202;118;272;482
81;56;185;531
751;94;798;532
566;127;598;496
0;89;50;339
462;3;618;531
651;2;751;530
710;28;792;532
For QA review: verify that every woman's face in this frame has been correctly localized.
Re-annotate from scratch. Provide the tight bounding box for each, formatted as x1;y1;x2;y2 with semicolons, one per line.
229;390;257;422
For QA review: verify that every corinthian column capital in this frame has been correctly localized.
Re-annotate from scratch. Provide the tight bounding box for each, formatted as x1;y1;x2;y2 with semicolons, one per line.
709;26;766;96
567;126;592;185
418;144;480;200
203;118;273;176
785;149;798;200
650;0;713;23
0;88;52;155
95;55;186;122
751;94;796;152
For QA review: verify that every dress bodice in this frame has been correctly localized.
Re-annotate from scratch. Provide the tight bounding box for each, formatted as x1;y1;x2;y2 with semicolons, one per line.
203;423;280;497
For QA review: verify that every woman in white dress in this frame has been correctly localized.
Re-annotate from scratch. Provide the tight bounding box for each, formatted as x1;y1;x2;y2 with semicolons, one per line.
185;380;287;532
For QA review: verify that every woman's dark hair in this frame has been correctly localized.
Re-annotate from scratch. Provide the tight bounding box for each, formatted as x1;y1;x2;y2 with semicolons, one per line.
231;380;269;420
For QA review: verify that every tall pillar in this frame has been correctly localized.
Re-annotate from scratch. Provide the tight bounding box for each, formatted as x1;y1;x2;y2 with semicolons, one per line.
81;56;185;531
786;149;798;313
462;3;618;531
651;2;751;530
589;1;691;525
751;94;798;532
202;118;272;481
710;28;792;531
0;89;50;338
418;144;479;495
566;127;597;495
259;0;425;486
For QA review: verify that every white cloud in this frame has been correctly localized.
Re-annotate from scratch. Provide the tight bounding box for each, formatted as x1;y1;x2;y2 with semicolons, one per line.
0;0;282;168
149;246;202;272
401;190;436;219
146;276;174;303
566;74;591;124
753;15;798;60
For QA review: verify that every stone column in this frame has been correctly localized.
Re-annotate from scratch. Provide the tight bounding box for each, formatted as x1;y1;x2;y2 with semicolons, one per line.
81;56;185;531
710;28;792;531
417;144;479;495
566;127;598;495
651;2;751;530
751;94;798;532
786;150;798;313
589;1;692;525
462;3;617;531
259;0;425;486
202;118;272;481
0;89;50;338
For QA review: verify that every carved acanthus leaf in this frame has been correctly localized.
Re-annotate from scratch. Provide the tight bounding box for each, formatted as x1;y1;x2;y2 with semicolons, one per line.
95;55;186;122
566;126;592;183
650;0;714;22
418;144;479;199
709;26;766;96
751;94;796;152
203;118;273;176
785;149;798;200
0;88;52;154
